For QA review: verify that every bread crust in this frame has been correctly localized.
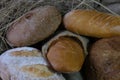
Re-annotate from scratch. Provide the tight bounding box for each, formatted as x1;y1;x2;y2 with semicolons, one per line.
6;5;61;47
85;37;120;80
64;10;120;38
42;31;89;73
47;36;84;73
0;47;65;80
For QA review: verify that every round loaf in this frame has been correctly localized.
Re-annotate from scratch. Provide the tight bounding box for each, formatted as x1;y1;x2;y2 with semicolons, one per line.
42;31;89;73
85;37;120;80
0;47;65;80
47;36;84;73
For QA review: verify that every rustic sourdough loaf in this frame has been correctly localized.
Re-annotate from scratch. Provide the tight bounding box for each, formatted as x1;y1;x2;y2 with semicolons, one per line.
0;47;65;80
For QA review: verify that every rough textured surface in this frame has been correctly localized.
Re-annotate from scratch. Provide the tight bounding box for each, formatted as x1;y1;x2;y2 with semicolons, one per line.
0;0;120;80
85;37;120;80
0;47;65;80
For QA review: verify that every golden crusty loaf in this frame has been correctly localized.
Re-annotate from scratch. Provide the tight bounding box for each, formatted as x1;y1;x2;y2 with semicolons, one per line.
6;5;61;47
47;36;84;73
64;10;120;38
42;31;88;73
0;47;65;80
85;37;120;80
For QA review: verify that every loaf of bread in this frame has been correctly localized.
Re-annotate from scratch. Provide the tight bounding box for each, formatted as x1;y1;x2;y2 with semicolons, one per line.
6;5;61;47
42;31;88;73
0;47;65;80
64;10;120;38
85;37;120;80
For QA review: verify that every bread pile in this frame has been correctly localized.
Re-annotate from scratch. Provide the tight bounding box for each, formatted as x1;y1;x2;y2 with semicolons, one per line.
63;9;120;80
0;4;120;80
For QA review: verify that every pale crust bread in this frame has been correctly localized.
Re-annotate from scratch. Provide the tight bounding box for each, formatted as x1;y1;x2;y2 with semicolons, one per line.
0;47;65;80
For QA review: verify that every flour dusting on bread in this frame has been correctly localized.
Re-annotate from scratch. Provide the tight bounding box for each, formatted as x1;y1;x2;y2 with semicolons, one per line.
0;47;65;80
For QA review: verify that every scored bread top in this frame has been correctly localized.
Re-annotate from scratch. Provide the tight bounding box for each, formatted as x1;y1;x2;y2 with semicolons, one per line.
11;50;42;57
0;47;65;80
64;10;120;38
0;47;47;67
21;64;54;77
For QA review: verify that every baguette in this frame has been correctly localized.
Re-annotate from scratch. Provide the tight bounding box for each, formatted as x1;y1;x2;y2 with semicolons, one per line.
64;10;120;38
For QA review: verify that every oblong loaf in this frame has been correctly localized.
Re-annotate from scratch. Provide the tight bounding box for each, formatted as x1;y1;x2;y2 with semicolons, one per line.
0;47;65;80
64;10;120;38
6;5;61;47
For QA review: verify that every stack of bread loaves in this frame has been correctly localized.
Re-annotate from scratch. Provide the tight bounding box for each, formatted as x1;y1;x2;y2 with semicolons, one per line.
63;9;120;80
0;3;120;80
0;5;88;80
0;5;65;80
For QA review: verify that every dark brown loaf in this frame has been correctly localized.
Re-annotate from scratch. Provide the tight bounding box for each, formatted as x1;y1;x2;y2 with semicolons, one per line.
85;37;120;80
